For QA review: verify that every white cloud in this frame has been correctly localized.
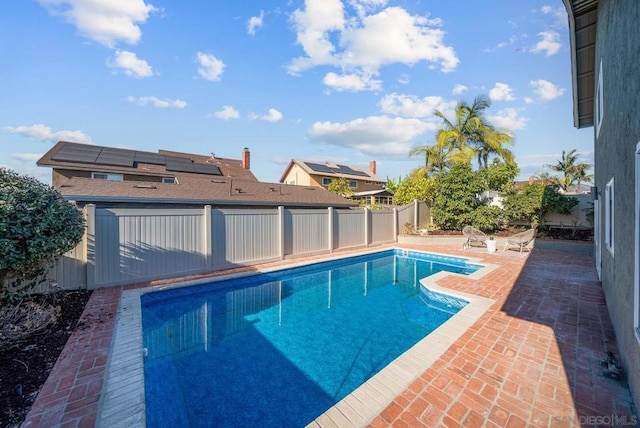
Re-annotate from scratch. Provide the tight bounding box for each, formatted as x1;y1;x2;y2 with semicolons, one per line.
247;10;264;35
5;124;94;144
37;0;156;47
288;2;458;83
452;84;467;95
323;72;382;91
530;79;565;100
483;36;517;53
541;5;567;28
214;106;240;120
486;108;528;131
196;52;225;81
12;153;44;162
397;74;410;85
308;115;433;156
531;31;561;56
348;0;388;19
127;96;186;108
489;82;516;101
110;50;153;78
524;97;534;104
379;93;454;119
251;108;283;122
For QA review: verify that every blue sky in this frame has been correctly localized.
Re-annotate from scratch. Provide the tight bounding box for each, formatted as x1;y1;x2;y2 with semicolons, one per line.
1;0;593;185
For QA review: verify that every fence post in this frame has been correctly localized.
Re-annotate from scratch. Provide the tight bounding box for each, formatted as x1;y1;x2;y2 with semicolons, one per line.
364;207;370;247
393;207;398;242
204;205;212;268
278;206;285;260
328;207;334;253
414;199;419;229
85;204;96;289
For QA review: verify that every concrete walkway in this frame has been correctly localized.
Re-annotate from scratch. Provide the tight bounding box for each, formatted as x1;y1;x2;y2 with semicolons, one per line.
21;243;635;427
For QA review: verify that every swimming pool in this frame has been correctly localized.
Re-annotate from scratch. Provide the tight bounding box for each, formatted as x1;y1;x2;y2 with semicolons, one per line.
140;250;480;426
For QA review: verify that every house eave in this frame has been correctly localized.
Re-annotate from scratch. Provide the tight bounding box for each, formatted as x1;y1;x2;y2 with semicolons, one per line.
62;195;358;208
562;0;598;129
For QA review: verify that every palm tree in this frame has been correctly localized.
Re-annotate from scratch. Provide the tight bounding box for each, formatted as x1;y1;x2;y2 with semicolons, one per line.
433;96;514;169
573;163;593;192
409;140;451;176
546;149;592;192
474;127;515;169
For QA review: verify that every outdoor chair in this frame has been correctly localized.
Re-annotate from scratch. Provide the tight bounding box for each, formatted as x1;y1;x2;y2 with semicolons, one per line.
503;228;537;255
462;226;487;250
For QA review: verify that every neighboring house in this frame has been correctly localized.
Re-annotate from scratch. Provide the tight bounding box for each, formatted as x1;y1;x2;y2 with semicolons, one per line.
350;189;395;206
563;0;640;411
279;159;386;192
37;141;357;208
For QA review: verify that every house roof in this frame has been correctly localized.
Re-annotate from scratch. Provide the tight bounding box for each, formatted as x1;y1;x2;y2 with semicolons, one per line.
56;176;358;208
279;159;385;183
38;141;258;182
351;189;393;197
562;0;598;128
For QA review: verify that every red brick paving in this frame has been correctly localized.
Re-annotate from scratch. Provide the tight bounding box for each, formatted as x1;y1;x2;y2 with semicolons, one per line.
21;244;637;427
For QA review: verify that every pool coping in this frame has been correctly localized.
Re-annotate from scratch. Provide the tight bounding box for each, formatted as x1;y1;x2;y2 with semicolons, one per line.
96;247;496;428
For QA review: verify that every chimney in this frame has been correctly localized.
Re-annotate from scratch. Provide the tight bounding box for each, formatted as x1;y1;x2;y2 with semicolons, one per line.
369;160;376;175
242;147;250;170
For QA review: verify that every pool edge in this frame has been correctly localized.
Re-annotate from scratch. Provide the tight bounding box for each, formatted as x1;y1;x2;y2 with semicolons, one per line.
96;248;496;428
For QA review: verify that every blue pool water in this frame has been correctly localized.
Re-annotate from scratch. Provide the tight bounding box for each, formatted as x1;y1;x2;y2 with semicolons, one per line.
141;250;478;427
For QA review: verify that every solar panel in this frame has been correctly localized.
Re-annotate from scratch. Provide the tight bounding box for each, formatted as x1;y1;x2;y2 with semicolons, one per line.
334;165;369;177
134;152;166;165
165;156;195;173
51;144;102;163
95;148;135;167
304;162;335;174
192;163;222;175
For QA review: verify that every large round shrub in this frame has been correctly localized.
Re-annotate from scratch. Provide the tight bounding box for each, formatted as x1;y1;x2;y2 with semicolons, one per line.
0;168;85;302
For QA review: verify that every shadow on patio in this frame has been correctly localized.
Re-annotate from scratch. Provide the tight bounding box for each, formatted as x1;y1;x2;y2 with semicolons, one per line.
373;244;637;427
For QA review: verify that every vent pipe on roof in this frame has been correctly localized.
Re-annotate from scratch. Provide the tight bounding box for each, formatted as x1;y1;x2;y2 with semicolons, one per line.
242;147;250;170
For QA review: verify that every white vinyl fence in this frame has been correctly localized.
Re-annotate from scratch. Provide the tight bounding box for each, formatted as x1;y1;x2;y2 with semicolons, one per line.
33;200;428;290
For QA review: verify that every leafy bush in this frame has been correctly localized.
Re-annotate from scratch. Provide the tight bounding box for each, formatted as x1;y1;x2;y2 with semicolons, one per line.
470;205;506;232
392;171;435;205
0;169;85;303
432;163;483;230
503;182;578;226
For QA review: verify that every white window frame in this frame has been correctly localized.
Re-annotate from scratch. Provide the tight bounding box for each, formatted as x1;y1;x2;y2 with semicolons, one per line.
595;60;604;138
634;142;640;344
605;177;614;256
162;176;177;184
322;177;332;186
92;172;123;181
349;180;358;189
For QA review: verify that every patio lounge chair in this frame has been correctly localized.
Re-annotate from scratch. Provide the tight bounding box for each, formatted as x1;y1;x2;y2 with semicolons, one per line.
462;226;487;250
503;228;537;254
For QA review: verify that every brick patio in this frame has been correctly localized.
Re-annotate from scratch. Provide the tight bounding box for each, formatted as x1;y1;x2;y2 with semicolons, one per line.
21;243;637;427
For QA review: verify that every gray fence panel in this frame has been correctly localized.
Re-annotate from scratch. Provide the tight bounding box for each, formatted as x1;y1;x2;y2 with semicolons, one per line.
334;210;365;249
285;209;329;256
46;241;86;290
396;203;415;233
212;209;280;267
94;208;205;287
543;194;592;227
417;201;431;227
371;210;395;244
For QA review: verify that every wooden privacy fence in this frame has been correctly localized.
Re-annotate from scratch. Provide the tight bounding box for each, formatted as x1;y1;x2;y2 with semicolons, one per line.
37;201;428;290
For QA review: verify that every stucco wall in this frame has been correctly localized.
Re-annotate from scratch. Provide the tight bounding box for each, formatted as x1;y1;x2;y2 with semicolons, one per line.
594;0;640;410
